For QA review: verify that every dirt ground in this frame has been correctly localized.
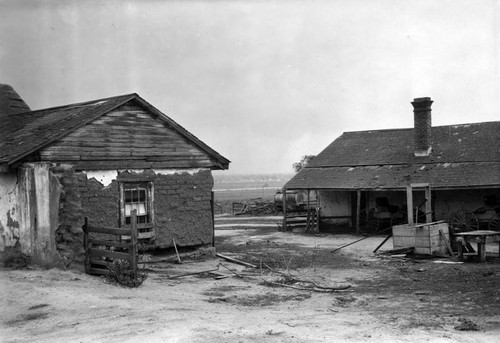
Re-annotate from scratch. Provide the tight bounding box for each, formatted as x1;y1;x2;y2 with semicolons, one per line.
1;216;500;343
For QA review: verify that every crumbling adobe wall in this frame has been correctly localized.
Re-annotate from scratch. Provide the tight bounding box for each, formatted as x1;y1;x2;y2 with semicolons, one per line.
151;169;214;248
74;168;214;250
76;173;120;228
50;165;85;268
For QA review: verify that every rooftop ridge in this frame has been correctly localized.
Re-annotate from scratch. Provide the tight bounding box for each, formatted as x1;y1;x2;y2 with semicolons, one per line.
3;92;137;118
341;120;500;135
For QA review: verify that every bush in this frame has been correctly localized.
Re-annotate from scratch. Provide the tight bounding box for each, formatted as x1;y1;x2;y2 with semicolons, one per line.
106;259;147;288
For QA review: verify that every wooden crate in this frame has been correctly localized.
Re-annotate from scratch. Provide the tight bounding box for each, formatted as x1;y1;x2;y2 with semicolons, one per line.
393;222;449;255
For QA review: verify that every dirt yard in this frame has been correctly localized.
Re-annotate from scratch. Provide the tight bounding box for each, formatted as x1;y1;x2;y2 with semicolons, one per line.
1;216;499;342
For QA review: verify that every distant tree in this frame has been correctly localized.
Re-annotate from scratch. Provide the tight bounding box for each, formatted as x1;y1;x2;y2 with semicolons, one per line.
292;155;315;173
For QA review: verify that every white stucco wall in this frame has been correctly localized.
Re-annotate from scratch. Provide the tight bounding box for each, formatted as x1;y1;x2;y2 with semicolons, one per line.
0;171;20;252
1;163;63;266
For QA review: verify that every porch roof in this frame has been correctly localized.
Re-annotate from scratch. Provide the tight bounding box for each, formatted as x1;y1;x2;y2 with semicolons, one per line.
284;162;500;191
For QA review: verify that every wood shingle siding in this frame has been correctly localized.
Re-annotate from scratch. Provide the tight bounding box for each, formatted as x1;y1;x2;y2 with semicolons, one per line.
39;103;219;170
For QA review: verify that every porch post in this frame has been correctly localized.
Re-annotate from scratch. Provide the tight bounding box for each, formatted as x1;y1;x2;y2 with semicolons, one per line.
306;190;311;231
355;190;361;235
406;185;414;226
425;185;432;223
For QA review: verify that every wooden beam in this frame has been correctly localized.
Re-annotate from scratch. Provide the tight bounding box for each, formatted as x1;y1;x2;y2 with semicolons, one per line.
425;185;432;223
355;190;361;235
89;248;130;260
130;210;138;279
373;232;393;253
439;229;454;257
406;185;414;226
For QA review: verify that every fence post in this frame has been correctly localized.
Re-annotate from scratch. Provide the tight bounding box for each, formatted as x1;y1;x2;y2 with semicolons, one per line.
83;217;90;274
282;189;287;231
130;210;138;279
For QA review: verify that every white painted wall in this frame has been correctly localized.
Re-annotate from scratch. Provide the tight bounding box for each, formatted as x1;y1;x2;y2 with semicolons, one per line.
319;191;352;226
0;171;19;252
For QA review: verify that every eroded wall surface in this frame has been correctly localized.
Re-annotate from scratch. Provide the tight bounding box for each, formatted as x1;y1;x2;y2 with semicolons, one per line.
0;171;20;254
152;169;213;247
1;165;215;267
0;163;64;267
77;168;214;249
51;164;85;267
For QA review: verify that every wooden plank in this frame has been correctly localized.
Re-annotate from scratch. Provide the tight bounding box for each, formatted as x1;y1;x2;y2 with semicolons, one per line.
216;253;257;268
439;229;455;256
124;230;156;240
355;190;361;235
89;239;131;249
87;225;131;236
89;248;130;260
410;183;430;188
89;259;112;267
89;268;110;275
130;210;138;279
478;243;486;262
52;141;180;149
373;233;393;253
425;186;432;223
406;185;414;226
172;238;181;263
71;126;181;135
43;145;205;156
69;160;216;170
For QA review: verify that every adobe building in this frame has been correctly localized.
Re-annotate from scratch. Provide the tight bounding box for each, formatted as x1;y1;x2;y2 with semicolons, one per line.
0;84;229;268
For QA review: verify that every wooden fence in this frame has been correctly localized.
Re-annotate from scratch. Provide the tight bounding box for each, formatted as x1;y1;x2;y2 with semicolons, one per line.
83;210;138;277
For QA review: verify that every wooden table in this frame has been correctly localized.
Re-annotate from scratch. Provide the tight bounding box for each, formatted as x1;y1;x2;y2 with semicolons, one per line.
454;230;500;262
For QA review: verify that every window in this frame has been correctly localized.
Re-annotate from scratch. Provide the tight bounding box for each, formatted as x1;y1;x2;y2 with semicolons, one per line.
119;181;154;239
124;186;148;224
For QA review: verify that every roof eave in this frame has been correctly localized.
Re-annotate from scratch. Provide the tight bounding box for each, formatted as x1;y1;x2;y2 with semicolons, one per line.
130;96;231;169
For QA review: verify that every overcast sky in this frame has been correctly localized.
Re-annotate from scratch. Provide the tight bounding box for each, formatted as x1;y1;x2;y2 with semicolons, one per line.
1;0;498;174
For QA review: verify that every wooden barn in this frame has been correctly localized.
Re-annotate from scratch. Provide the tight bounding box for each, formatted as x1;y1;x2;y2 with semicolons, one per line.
0;84;229;267
283;97;500;234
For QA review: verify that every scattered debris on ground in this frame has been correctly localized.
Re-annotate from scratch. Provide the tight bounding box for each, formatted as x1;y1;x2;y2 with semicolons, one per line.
454;318;481;331
234;199;278;216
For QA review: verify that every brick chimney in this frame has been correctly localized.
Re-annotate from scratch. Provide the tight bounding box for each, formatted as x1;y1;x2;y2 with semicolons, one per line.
411;97;433;157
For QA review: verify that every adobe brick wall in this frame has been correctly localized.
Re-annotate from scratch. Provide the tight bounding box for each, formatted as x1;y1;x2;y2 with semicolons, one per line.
150;170;214;248
76;169;214;249
50;165;86;268
76;173;120;228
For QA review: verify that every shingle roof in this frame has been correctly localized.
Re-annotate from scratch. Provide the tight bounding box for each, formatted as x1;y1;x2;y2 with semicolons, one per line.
0;94;135;164
0;93;230;169
0;84;30;118
285;121;500;190
308;122;500;168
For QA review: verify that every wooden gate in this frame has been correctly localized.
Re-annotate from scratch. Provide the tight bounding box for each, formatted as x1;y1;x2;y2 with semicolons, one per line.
83;211;138;277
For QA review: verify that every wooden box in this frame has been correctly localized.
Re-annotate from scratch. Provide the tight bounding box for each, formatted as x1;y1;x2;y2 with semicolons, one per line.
392;222;449;255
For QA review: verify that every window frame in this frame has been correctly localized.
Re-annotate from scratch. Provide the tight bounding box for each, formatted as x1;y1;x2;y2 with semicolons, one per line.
119;181;154;229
